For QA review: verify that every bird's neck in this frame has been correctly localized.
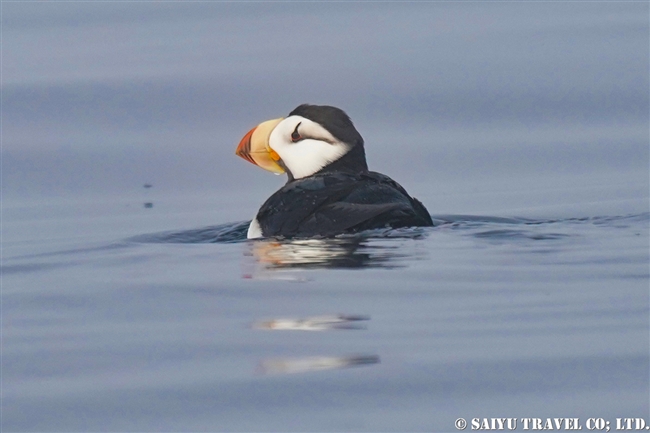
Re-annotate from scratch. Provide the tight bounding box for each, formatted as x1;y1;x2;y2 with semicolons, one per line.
284;145;368;183
316;144;368;175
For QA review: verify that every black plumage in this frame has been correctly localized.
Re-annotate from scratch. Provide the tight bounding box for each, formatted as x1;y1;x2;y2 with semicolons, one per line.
252;104;433;238
256;171;433;238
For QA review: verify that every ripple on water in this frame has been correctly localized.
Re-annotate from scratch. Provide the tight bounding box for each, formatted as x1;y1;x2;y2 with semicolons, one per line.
128;212;648;244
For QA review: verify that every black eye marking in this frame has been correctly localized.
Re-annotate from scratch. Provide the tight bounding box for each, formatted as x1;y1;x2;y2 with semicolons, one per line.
291;122;302;142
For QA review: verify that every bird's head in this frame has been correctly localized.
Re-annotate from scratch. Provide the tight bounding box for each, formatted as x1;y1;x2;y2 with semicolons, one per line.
236;104;366;180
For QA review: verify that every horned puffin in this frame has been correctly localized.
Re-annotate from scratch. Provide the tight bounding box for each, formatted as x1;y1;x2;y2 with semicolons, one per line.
236;104;433;239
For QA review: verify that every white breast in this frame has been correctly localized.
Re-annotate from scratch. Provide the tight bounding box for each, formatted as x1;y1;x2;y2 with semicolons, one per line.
247;217;263;239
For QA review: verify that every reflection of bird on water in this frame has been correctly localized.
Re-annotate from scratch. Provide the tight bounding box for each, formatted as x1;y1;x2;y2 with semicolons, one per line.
236;104;433;239
241;230;430;278
252;314;370;331
248;237;410;271
257;354;380;375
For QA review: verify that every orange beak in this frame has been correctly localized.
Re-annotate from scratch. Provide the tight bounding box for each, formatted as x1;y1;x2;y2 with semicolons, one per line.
235;118;285;174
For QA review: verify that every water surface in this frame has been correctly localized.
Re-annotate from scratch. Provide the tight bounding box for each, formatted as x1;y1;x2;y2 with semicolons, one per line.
3;195;648;431
2;2;649;431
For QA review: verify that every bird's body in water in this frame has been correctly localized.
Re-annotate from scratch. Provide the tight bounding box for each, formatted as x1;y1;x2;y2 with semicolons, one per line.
236;104;433;239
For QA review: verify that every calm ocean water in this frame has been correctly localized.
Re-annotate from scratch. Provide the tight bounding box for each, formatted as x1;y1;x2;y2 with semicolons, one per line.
3;2;649;431
3;193;649;431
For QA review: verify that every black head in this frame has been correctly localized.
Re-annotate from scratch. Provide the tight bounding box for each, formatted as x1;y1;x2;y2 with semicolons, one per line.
289;104;365;148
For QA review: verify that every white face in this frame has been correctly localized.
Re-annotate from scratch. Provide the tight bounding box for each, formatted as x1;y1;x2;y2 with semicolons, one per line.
268;115;351;179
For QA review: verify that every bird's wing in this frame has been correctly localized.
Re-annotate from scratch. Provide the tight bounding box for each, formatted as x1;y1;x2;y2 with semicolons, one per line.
257;172;427;237
295;201;407;237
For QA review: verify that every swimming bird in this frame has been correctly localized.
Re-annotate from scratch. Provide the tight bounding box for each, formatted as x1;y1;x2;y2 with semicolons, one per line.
236;104;433;239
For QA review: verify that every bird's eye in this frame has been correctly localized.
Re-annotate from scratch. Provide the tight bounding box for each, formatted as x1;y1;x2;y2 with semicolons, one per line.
291;123;302;142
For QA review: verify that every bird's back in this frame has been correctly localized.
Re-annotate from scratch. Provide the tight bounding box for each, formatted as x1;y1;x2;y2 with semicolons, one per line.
256;171;433;238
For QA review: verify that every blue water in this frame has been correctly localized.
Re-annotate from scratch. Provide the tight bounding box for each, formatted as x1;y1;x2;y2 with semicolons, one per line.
3;2;649;431
3;194;649;431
